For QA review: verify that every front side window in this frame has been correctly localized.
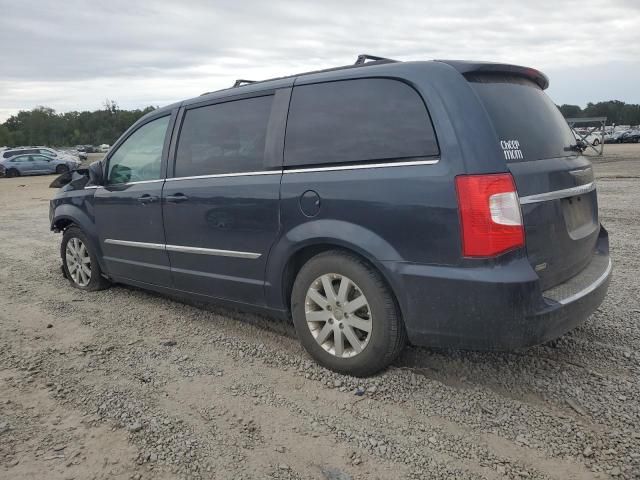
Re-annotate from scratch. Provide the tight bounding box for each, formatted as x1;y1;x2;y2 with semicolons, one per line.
107;116;170;185
175;95;273;178
284;78;439;167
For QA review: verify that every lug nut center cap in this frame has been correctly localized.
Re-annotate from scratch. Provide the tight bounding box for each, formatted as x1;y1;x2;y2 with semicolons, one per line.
333;308;344;320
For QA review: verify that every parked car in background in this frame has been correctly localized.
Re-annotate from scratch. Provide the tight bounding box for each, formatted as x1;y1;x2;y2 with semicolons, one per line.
74;149;89;161
2;146;81;164
98;144;110;153
49;57;611;376
621;130;640;143
1;153;80;177
77;145;98;153
612;130;631;143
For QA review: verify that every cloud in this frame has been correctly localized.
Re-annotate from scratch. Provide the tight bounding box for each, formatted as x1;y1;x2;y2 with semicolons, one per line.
0;0;639;120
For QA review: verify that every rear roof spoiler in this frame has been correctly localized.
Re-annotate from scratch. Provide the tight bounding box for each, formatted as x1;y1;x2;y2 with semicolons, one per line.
436;60;549;90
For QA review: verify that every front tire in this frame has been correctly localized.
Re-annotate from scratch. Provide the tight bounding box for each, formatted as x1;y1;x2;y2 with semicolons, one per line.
56;164;70;174
61;227;110;291
5;168;19;178
291;250;406;377
593;139;600;146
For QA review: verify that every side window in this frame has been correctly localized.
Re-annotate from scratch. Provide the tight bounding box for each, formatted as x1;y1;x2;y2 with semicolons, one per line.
107;116;170;185
175;95;273;177
284;78;439;167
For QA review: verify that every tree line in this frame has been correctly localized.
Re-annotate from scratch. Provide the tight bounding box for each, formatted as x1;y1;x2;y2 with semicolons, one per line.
557;100;640;126
0;100;156;147
1;99;639;148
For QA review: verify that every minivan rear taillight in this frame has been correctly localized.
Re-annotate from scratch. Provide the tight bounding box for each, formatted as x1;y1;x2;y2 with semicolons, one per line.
455;173;524;257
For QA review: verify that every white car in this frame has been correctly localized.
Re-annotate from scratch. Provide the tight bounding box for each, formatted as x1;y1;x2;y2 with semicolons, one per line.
574;131;603;146
98;144;110;153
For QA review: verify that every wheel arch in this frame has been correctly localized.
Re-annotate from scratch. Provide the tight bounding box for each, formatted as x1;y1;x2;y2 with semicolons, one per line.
51;204;106;273
265;221;406;324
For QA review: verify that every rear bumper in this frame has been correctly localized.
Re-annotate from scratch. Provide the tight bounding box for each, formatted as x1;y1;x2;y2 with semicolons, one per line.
386;226;611;350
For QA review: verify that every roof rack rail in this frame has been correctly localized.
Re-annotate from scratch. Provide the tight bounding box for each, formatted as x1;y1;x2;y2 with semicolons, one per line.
233;79;256;88
198;55;399;97
354;54;394;65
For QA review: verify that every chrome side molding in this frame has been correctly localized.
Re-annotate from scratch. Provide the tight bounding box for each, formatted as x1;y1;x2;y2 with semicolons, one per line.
165;244;261;259
104;239;261;259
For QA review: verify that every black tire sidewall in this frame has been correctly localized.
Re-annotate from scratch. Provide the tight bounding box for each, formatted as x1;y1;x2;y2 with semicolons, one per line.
61;227;104;291
56;164;69;174
291;251;401;376
6;168;19;178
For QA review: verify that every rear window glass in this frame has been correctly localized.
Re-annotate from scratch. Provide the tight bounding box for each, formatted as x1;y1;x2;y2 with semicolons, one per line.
467;74;576;162
284;78;439;167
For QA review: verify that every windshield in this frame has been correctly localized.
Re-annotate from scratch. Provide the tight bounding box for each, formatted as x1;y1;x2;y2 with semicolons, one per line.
467;74;577;162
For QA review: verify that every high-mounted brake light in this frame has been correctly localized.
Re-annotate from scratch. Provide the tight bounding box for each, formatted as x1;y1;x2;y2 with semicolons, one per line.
455;173;524;257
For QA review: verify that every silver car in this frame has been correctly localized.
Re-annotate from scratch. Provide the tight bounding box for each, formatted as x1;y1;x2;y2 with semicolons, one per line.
0;153;80;177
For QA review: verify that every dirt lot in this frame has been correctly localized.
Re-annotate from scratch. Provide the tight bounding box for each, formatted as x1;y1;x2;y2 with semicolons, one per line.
1;144;639;480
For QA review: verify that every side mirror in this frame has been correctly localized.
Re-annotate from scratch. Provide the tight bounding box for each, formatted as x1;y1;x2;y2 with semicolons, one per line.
49;171;73;188
88;160;104;186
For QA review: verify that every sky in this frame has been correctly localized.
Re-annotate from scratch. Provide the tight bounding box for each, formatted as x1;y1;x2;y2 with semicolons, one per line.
0;0;639;122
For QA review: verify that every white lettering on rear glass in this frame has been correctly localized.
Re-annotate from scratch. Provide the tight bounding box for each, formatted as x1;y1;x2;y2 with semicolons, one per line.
500;139;523;161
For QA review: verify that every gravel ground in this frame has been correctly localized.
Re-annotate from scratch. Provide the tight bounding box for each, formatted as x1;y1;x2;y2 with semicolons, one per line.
1;144;639;480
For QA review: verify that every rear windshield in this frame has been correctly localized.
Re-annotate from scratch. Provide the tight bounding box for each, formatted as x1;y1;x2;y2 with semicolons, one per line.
467;74;576;162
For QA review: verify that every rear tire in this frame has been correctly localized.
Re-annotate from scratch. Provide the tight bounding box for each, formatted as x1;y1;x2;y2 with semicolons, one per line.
593;139;599;146
61;227;110;291
56;164;70;174
291;250;406;377
5;168;19;178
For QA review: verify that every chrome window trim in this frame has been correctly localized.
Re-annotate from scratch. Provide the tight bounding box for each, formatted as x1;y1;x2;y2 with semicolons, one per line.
104;239;261;259
106;178;165;186
283;158;439;174
165;170;282;182
519;182;596;205
84;179;165;189
557;258;612;305
90;159;441;185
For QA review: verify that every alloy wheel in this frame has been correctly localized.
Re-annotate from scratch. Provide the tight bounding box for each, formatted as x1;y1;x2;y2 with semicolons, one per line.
65;237;91;287
304;273;372;358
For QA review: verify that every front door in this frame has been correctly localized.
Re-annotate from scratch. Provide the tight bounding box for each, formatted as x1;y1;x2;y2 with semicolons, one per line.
162;94;282;305
31;155;53;174
94;114;173;286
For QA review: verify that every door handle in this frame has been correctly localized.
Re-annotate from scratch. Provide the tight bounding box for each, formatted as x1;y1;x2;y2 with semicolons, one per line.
137;194;158;204
165;193;189;203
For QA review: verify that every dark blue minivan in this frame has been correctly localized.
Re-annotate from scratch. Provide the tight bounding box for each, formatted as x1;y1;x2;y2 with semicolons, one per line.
49;56;611;376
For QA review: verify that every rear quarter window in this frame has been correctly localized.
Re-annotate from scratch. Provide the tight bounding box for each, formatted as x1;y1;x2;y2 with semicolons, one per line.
284;78;439;167
467;74;576;162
